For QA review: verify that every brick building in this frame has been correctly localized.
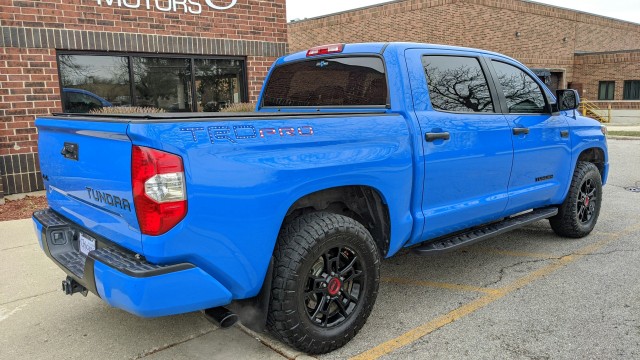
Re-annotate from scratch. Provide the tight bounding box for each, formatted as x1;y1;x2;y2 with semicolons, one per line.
0;0;287;200
289;0;640;111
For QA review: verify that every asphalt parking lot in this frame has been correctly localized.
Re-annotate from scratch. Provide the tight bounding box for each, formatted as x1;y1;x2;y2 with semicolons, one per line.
1;138;639;360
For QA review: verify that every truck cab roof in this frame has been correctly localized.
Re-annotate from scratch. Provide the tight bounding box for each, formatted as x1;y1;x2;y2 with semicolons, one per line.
278;42;517;65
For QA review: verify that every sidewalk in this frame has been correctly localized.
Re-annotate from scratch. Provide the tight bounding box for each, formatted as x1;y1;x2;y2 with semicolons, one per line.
605;124;640;139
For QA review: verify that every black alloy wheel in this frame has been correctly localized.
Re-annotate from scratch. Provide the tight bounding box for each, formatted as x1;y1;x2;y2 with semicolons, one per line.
577;177;597;224
305;246;364;328
268;212;380;354
550;161;603;238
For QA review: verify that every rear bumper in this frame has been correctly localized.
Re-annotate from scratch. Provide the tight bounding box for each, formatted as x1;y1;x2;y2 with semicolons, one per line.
33;209;232;317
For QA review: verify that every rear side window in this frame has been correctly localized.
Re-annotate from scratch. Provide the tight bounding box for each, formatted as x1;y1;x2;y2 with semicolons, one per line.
492;61;547;114
262;57;387;107
422;56;494;113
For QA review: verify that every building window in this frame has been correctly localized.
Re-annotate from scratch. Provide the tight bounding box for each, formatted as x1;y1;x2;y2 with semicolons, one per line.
623;80;640;100
195;59;245;112
58;53;246;113
598;81;615;100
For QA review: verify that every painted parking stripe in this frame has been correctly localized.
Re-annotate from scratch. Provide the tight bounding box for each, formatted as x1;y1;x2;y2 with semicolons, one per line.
351;223;640;360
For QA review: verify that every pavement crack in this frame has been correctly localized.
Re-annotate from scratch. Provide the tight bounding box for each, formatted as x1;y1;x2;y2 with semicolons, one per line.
578;249;639;256
483;257;560;288
0;290;58;306
0;243;35;252
484;247;638;288
131;328;217;359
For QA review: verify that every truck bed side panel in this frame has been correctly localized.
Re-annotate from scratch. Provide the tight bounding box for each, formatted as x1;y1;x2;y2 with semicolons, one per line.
127;114;413;298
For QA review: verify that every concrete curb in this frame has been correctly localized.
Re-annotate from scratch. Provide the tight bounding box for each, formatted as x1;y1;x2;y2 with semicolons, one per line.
607;136;640;140
238;325;317;360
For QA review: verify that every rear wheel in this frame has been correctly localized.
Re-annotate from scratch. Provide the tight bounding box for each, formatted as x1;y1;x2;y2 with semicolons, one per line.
267;212;380;354
550;161;602;238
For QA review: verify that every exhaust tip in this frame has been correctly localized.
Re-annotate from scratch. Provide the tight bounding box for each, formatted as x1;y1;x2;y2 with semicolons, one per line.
203;307;239;329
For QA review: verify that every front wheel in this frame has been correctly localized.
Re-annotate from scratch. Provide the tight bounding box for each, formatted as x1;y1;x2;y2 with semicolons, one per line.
267;212;380;354
550;161;603;238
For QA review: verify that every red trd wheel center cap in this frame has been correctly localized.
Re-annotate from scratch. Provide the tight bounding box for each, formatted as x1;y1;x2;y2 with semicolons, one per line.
585;197;590;206
327;278;342;296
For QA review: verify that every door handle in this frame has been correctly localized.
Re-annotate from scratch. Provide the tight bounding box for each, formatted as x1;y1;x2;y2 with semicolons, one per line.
512;127;530;136
425;132;450;142
560;130;569;138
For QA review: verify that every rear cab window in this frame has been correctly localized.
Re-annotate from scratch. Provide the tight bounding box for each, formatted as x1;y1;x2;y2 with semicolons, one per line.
261;57;388;108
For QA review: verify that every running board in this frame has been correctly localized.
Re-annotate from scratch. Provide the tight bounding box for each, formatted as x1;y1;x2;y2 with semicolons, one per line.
413;207;558;255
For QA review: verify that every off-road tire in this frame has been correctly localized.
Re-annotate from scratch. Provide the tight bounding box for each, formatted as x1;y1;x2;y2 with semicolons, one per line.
550;161;602;238
267;212;381;354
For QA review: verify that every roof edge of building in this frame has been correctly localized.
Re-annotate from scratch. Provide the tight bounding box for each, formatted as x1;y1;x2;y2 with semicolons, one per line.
575;49;640;56
288;0;640;29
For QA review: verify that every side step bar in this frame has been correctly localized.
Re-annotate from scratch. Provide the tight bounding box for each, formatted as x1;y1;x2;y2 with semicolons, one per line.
413;207;558;255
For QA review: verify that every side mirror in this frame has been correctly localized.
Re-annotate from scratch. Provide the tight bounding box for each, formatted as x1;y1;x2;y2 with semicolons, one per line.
556;89;580;111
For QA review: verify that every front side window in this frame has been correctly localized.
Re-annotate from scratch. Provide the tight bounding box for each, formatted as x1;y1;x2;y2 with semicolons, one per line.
599;81;616;100
58;54;246;113
423;56;494;113
262;57;387;107
492;61;547;114
623;80;640;100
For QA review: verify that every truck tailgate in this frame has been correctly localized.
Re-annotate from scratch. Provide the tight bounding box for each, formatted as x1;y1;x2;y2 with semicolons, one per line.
36;117;141;253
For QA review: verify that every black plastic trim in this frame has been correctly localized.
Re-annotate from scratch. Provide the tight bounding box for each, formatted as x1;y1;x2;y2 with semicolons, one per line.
34;209;195;282
413;207;559;255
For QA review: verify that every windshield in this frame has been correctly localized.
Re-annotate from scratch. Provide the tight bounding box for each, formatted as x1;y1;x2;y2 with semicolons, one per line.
262;56;388;107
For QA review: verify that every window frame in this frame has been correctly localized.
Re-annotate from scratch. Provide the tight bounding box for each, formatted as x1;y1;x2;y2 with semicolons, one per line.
623;80;640;100
259;54;391;110
598;81;616;101
488;59;552;115
421;54;498;115
56;51;248;113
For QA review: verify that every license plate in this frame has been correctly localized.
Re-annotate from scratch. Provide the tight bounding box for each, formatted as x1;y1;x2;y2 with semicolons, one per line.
79;233;96;256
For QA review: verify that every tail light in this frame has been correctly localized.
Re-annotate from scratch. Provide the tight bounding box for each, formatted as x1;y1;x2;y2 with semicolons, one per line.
132;146;187;236
306;44;344;57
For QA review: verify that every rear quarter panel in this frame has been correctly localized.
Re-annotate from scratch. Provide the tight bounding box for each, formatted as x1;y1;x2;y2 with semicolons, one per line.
127;114;413;299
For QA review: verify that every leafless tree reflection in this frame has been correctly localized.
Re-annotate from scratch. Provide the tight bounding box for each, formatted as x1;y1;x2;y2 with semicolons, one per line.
423;57;493;113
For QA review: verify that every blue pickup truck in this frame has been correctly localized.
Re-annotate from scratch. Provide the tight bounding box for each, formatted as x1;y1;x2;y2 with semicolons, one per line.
33;43;608;353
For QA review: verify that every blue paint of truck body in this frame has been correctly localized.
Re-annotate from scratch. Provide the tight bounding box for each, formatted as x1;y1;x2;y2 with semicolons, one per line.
33;43;608;317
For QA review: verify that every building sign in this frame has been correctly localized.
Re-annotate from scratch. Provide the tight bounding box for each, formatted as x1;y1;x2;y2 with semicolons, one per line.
96;0;237;14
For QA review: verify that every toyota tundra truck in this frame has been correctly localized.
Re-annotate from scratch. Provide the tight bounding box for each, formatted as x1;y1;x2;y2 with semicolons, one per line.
33;43;608;354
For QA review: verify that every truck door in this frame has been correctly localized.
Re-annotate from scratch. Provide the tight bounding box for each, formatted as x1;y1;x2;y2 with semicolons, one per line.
486;58;572;213
405;50;515;243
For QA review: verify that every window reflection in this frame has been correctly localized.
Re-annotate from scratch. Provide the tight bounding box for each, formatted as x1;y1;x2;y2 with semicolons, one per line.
423;56;494;113
492;61;547;114
195;59;244;112
58;54;246;114
134;57;192;112
58;55;130;113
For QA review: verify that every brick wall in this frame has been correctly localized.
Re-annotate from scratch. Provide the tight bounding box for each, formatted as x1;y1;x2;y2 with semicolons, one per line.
288;0;640;90
0;0;288;198
1;0;287;42
573;50;640;102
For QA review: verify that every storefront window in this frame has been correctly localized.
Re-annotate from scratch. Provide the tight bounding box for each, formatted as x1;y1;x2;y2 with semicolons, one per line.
134;57;192;112
57;53;246;113
58;55;131;113
195;59;244;112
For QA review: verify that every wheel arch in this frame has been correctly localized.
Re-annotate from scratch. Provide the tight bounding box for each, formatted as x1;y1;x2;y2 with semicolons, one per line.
282;185;392;257
576;146;606;182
